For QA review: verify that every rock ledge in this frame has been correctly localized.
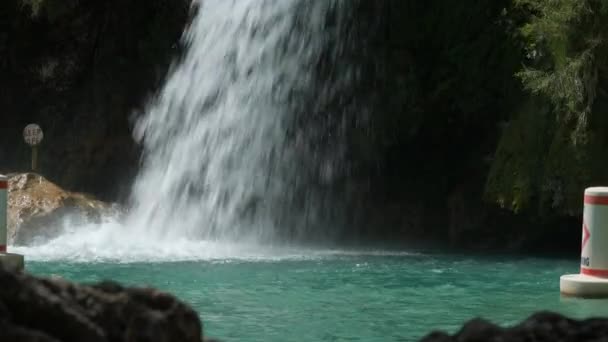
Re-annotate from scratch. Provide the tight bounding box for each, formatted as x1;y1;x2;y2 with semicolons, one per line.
0;266;217;342
6;173;117;244
421;311;608;341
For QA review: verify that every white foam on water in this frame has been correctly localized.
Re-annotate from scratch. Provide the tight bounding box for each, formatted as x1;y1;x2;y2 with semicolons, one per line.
12;216;421;263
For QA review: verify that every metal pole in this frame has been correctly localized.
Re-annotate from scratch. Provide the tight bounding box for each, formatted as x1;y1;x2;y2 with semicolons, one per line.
32;146;38;172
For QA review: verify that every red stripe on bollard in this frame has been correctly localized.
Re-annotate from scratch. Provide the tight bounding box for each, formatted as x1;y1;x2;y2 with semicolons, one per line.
581;267;608;278
584;195;608;205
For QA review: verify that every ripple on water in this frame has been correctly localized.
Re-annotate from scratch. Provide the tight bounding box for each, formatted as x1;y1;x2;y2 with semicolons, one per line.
24;251;604;342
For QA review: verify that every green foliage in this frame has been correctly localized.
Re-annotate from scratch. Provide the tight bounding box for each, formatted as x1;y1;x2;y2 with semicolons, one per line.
486;0;608;216
516;0;607;124
485;99;551;213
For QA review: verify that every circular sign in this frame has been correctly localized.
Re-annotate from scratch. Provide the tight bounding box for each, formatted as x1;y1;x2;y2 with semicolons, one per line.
23;124;43;146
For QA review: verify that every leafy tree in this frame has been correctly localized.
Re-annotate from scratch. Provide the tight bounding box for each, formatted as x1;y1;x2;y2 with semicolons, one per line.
486;0;608;216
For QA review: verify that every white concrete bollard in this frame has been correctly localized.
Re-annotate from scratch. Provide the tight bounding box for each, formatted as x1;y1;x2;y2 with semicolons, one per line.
580;187;608;276
0;175;24;272
561;187;608;297
0;174;6;253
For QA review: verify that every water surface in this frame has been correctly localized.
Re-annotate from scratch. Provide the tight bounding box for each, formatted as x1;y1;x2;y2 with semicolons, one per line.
25;250;605;342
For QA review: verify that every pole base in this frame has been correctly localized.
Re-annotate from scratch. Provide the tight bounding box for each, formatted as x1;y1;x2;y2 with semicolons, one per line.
561;274;608;298
0;253;25;272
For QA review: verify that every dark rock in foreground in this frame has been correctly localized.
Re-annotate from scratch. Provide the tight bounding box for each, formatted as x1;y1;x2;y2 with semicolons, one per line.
420;311;608;342
0;266;217;342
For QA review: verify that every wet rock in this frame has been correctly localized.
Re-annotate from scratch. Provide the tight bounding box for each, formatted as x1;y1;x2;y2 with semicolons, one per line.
419;311;608;342
7;173;118;245
0;266;217;342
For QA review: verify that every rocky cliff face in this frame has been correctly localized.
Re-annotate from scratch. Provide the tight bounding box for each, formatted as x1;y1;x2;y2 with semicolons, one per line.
0;0;191;201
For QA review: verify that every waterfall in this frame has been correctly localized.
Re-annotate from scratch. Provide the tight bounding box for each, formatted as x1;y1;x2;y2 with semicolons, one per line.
14;0;354;261
126;0;341;243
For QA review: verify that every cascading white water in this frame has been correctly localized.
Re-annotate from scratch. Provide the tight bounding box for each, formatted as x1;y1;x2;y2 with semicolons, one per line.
15;0;346;261
128;0;334;242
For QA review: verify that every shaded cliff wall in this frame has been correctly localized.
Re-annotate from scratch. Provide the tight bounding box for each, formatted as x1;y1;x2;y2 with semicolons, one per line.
313;0;606;251
0;0;190;200
311;0;530;246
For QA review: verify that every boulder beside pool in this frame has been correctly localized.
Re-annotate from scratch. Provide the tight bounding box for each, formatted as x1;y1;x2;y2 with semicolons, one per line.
419;311;608;341
0;265;218;342
6;173;118;245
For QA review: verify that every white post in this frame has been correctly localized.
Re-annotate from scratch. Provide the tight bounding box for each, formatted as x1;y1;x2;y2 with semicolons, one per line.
0;175;24;271
0;174;6;253
580;187;608;276
561;187;608;297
